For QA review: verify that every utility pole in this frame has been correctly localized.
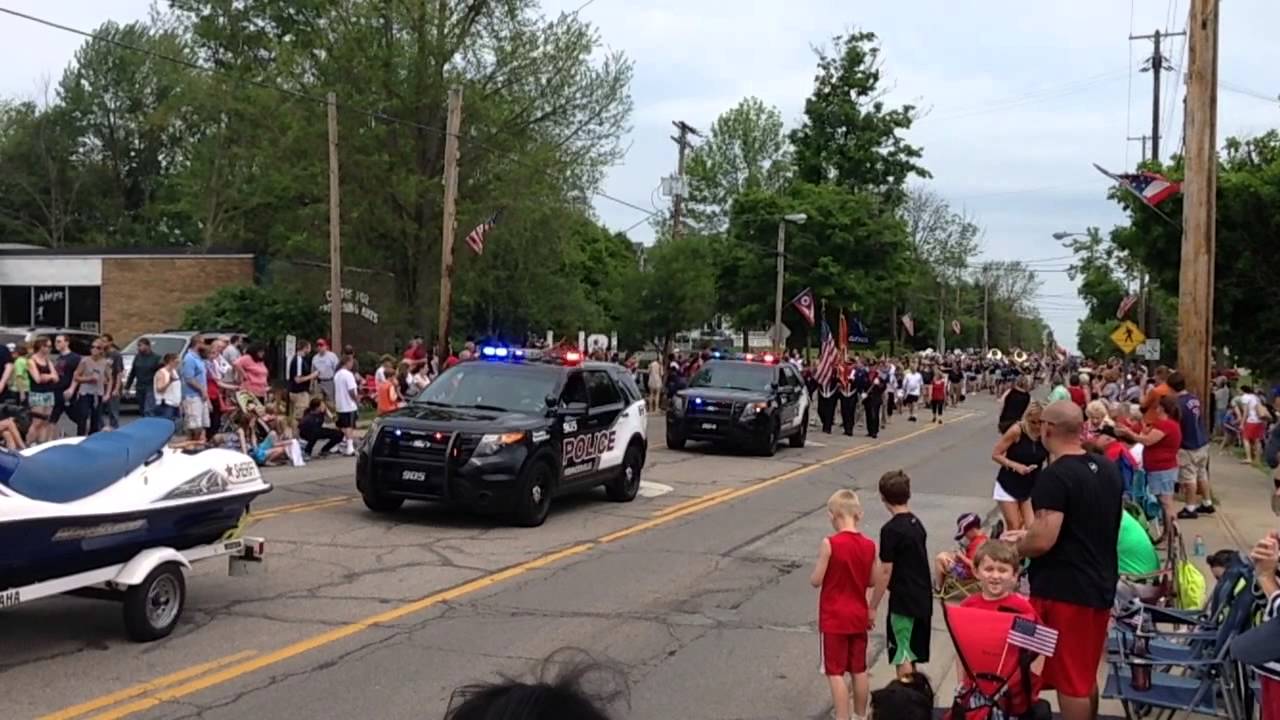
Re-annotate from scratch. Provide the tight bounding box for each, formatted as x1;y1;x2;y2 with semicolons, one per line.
1179;0;1218;427
669;121;699;240
982;282;990;354
773;220;785;352
326;92;343;350
1131;28;1185;163
1128;134;1152;163
436;87;463;361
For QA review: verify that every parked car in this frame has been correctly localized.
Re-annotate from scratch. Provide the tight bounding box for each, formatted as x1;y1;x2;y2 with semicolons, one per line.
119;330;242;402
0;327;97;355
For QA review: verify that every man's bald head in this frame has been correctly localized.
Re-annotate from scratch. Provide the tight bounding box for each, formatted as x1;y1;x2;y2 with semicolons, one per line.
1042;400;1083;435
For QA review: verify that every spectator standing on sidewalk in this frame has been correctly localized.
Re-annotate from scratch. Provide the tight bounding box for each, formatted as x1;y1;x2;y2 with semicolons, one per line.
180;342;210;443
1238;385;1270;465
222;335;244;365
1116;394;1183;533
1140;366;1173;424
287;340;316;418
101;333;125;430
647;355;663;412
70;339;112;435
870;470;932;681
51;334;82;433
126;338;162;417
152;353;182;425
333;354;359;456
206;336;239;434
25;338;58;444
1008;400;1121;720
10;343;29;405
235;344;270;404
1170;371;1215;519
312;338;339;410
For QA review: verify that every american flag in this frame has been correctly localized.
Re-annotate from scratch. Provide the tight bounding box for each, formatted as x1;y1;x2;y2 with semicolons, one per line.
816;319;839;386
465;211;500;255
1116;294;1138;319
1007;616;1058;657
1093;164;1181;207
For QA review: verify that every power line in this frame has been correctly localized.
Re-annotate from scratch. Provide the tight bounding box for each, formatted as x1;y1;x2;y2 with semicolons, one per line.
928;70;1128;123
0;5;663;221
1125;0;1136;168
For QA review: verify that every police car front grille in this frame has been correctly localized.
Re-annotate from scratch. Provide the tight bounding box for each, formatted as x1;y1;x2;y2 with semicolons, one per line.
376;428;449;466
689;400;741;420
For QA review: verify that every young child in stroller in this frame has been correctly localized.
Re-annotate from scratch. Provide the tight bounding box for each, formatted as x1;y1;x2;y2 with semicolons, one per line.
944;541;1051;720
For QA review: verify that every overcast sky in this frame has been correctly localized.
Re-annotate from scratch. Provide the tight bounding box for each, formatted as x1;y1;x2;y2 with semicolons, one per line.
3;1;1278;350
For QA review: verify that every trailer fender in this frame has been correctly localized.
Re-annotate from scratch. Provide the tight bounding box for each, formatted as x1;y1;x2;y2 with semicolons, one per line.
112;548;192;586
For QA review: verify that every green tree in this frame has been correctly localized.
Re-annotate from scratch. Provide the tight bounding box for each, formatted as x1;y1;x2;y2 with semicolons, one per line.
683;97;791;232
182;285;326;344
619;235;716;352
900;187;981;348
789;31;929;206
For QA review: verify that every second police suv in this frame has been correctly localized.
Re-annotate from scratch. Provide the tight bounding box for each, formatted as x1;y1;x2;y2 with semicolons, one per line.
356;347;648;527
665;352;809;455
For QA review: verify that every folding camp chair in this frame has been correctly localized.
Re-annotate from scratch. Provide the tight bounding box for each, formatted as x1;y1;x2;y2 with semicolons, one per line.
1104;584;1256;719
941;602;1050;720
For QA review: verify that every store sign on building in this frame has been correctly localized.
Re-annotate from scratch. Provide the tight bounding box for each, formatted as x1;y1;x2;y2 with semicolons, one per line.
320;288;380;325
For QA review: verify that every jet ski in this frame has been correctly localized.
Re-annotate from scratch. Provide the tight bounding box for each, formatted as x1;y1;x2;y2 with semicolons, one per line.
0;419;272;590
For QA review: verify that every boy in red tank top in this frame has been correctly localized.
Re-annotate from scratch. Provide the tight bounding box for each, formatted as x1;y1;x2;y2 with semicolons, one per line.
811;489;878;720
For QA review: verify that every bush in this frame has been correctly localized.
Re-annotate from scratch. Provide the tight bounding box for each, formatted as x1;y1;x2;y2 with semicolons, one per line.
182;286;326;345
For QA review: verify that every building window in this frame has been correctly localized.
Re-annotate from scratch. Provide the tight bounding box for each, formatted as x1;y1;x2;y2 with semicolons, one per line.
68;286;102;332
33;286;68;327
0;286;32;326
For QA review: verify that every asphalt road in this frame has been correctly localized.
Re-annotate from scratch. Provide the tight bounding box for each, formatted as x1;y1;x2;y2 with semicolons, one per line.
3;400;1004;720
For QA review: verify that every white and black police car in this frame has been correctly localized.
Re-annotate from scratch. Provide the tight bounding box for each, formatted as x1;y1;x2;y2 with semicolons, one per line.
666;352;809;455
355;346;648;526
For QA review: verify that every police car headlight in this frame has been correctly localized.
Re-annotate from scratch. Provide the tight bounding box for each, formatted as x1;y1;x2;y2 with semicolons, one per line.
474;431;526;456
359;421;381;452
672;395;686;414
741;401;769;419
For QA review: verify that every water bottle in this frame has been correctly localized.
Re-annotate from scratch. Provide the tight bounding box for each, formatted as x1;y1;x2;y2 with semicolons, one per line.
1194;535;1206;557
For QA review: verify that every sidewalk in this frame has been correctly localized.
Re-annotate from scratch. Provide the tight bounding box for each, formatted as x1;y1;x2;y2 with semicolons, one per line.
1185;448;1276;572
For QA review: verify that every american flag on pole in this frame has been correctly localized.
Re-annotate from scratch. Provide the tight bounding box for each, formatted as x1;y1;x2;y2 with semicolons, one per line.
1007;616;1059;657
1116;294;1138;319
791;288;816;326
464;211;500;255
901;313;915;337
1093;164;1181;208
816;319;839;386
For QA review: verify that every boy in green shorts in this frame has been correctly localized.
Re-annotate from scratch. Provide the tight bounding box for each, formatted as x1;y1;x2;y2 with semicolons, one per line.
870;470;933;679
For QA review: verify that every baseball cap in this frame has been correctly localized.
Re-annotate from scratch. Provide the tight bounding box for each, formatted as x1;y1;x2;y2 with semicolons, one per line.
954;512;982;540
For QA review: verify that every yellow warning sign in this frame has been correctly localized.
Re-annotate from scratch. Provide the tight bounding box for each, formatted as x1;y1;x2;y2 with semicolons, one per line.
1110;320;1146;355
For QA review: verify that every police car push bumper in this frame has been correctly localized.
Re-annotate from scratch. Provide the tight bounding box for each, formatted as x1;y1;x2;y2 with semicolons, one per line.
667;396;776;444
356;428;533;511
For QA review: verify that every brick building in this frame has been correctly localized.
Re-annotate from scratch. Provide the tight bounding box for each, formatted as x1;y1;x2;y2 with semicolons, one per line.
0;245;253;342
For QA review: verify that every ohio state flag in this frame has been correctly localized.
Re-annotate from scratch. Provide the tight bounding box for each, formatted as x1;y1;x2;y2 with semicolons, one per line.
790;288;816;326
952;319;962;335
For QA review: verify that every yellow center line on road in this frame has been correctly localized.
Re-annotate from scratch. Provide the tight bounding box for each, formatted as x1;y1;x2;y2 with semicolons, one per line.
59;412;978;720
250;496;356;521
38;650;258;720
649;487;738;517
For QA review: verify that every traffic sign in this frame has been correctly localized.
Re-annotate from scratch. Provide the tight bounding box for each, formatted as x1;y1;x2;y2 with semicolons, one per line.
1110;321;1146;355
767;323;791;345
1137;338;1161;360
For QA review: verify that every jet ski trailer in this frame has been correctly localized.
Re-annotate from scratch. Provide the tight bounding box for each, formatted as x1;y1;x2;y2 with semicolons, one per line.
0;534;267;641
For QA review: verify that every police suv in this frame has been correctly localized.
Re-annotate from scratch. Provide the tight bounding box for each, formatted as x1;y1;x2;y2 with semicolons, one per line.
355;347;648;527
666;353;809;455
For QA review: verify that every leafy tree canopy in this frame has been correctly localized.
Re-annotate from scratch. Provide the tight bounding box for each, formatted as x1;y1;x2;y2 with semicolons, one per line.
182;285;326;344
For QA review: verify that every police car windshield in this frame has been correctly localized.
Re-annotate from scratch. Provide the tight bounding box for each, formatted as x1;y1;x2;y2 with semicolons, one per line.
413;363;558;414
689;362;775;392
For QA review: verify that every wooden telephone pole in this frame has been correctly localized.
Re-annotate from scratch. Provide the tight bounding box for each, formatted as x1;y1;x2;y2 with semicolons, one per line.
1178;0;1218;423
326;92;343;350
1130;28;1185;163
669;121;699;240
437;88;463;361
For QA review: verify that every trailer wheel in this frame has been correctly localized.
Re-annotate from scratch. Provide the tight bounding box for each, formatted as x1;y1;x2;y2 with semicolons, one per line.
123;562;186;642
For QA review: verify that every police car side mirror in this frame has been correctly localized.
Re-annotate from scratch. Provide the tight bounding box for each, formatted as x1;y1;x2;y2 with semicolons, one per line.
557;401;588;417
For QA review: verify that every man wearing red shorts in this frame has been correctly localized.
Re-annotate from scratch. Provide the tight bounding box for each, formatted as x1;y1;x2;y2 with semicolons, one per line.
1006;400;1122;720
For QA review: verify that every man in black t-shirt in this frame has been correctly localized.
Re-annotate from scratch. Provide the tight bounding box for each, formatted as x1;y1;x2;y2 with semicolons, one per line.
51;335;82;428
1007;400;1121;720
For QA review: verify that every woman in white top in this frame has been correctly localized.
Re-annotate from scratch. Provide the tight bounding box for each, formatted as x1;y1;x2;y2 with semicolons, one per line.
153;353;183;426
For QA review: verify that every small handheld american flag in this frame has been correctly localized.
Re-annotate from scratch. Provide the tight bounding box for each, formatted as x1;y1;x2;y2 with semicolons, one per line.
1007;616;1058;657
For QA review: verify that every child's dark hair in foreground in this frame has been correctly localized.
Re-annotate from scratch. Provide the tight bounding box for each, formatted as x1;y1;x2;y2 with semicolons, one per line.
445;649;627;720
870;672;934;720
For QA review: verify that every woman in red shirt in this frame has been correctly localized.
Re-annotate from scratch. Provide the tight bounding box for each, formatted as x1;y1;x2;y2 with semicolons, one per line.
929;375;947;424
1116;394;1183;534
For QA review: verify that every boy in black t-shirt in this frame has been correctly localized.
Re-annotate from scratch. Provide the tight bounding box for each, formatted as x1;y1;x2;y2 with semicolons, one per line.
870;470;932;680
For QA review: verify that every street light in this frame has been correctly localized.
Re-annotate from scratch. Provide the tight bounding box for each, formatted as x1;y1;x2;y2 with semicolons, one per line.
774;214;808;350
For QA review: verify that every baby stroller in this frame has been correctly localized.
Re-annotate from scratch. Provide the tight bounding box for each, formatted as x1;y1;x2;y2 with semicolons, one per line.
942;603;1052;720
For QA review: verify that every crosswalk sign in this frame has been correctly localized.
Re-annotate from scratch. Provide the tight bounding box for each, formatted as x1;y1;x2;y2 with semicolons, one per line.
1110;320;1146;355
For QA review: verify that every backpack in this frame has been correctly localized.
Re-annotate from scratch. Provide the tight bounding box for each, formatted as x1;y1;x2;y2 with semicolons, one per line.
1264;424;1280;469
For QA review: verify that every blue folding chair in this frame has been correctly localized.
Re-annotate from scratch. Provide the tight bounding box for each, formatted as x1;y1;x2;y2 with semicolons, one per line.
1109;560;1255;663
1104;586;1256;719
